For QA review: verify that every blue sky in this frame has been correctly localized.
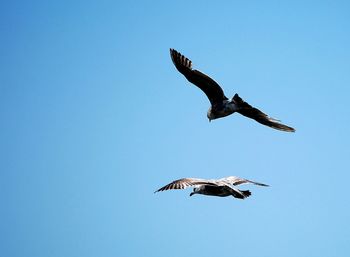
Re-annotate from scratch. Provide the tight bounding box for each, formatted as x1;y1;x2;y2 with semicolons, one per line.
2;1;350;256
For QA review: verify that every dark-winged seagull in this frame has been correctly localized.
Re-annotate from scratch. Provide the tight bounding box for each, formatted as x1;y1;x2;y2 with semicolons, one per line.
170;48;295;132
155;176;269;199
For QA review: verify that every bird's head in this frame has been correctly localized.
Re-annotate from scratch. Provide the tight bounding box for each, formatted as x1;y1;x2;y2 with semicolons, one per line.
189;188;199;197
207;108;215;122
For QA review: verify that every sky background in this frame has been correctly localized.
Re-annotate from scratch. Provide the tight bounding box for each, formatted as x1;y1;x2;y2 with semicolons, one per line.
1;1;350;257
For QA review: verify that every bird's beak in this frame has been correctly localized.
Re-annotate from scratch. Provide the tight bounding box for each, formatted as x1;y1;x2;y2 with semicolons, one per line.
208;118;211;123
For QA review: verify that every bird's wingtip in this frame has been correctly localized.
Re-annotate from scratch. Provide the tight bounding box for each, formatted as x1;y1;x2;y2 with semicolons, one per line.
285;127;296;133
274;123;296;133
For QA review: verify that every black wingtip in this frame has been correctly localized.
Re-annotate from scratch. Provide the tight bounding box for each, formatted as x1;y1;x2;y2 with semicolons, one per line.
169;48;192;71
247;179;270;187
169;48;178;65
274;124;296;133
169;48;177;57
272;119;296;132
258;183;270;187
154;187;162;193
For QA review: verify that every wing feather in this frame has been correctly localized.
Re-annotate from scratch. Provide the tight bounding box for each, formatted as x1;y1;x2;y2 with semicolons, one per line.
170;48;227;105
220;176;269;187
155;178;217;193
233;94;295;132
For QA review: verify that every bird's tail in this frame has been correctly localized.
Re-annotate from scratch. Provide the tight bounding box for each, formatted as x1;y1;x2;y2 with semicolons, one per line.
232;189;251;199
232;93;245;106
241;190;251;198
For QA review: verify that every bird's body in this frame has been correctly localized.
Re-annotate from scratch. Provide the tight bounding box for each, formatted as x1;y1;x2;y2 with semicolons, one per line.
155;176;268;199
190;185;251;199
207;98;239;120
170;48;295;132
193;185;231;197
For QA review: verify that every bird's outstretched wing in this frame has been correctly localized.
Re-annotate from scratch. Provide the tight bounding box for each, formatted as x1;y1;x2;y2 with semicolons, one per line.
233;94;295;132
220;176;269;187
170;48;227;105
155;178;217;193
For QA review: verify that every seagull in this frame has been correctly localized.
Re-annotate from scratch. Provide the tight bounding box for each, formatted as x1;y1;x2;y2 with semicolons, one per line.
155;176;269;199
170;48;295;132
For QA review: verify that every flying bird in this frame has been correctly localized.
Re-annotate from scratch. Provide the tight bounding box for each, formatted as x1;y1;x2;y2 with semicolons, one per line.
170;48;295;132
155;176;269;199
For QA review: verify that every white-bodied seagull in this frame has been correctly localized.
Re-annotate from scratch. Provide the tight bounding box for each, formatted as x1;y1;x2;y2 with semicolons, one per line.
170;48;295;132
155;176;269;199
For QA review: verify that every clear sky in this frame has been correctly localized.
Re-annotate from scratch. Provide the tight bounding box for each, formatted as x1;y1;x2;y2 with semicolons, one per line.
2;1;350;257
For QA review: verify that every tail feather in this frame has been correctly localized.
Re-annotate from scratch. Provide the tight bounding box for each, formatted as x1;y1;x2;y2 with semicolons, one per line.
232;189;251;199
241;190;251;198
